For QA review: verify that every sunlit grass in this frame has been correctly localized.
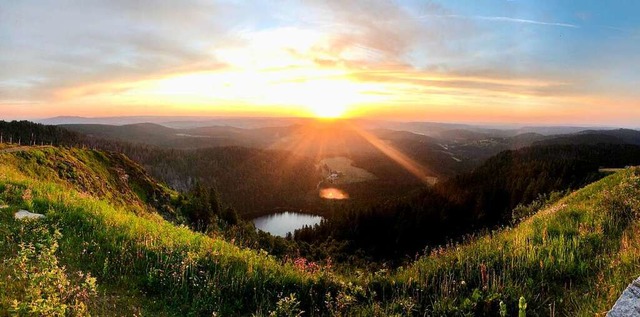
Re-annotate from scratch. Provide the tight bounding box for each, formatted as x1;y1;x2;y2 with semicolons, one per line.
0;148;334;315
387;168;640;315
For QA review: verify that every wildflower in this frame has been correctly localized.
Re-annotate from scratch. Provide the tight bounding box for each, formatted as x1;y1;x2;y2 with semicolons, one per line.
480;263;488;289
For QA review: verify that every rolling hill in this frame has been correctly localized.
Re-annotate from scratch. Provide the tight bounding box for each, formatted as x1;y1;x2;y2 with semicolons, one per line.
535;129;640;146
1;144;640;315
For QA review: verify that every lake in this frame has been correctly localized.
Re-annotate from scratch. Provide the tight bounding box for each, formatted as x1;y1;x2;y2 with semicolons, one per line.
253;212;324;237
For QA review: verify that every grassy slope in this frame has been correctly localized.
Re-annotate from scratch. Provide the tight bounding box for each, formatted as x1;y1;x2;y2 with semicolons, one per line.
1;145;639;316
0;146;330;316
392;167;640;316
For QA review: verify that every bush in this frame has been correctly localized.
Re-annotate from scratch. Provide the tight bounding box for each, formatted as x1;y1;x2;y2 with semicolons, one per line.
7;226;97;317
268;293;303;317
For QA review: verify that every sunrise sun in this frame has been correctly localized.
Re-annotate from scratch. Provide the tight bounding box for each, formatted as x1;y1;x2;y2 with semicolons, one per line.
309;104;347;118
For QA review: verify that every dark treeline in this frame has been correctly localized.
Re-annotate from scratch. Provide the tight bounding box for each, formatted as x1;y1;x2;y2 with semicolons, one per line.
295;144;640;262
0;120;85;146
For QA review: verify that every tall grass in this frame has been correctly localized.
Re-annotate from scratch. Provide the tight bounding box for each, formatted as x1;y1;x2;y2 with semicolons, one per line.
1;179;340;315
386;168;640;316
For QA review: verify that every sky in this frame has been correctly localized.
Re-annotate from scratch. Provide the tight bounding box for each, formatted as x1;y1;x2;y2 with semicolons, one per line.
1;0;639;126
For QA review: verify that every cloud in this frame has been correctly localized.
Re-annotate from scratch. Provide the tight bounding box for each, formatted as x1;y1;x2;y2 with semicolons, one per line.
291;0;478;67
420;14;579;28
0;0;244;99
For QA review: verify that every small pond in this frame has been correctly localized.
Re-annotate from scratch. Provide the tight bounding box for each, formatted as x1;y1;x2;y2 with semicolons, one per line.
253;212;324;237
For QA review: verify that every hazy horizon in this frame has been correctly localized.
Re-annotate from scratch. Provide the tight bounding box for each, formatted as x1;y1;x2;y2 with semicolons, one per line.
3;114;634;130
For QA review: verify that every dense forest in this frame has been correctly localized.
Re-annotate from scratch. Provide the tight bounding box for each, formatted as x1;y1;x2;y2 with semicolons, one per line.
296;144;640;262
130;147;321;217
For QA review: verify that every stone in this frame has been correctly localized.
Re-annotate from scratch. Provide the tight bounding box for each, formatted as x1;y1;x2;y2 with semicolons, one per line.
608;277;640;317
0;204;9;209
14;210;45;220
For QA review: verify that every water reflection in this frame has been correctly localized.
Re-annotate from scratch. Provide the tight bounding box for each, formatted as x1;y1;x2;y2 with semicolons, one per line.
253;212;324;237
319;188;349;200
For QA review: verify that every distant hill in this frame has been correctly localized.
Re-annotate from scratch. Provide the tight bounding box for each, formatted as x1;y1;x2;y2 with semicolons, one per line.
60;122;287;149
37;115;188;126
508;132;547;146
373;121;610;137
37;115;310;128
534;128;640;146
61;123;176;141
578;128;640;145
515;125;607;135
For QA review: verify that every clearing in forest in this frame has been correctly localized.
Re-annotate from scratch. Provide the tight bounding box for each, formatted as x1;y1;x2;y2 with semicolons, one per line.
318;156;377;184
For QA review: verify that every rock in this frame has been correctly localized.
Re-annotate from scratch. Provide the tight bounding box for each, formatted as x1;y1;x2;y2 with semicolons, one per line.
608;277;640;317
0;204;9;209
14;210;45;220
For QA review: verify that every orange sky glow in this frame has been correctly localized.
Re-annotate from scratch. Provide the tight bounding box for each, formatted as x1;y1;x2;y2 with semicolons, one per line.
12;58;639;125
2;1;639;126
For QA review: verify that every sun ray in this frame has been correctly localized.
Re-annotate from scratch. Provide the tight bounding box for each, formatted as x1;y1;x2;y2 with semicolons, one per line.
347;122;434;185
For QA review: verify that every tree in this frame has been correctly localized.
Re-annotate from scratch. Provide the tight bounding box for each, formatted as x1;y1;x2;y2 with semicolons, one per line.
182;182;218;232
221;207;239;226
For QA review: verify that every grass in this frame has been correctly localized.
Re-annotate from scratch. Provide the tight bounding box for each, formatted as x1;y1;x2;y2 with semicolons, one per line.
1;146;639;316
387;167;640;316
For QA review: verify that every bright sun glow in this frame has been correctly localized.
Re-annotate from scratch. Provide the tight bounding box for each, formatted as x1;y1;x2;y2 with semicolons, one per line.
89;71;376;119
309;103;347;118
52;26;393;119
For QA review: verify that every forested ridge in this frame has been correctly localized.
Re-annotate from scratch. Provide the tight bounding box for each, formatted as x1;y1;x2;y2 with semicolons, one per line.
4;120;640;266
296;144;640;262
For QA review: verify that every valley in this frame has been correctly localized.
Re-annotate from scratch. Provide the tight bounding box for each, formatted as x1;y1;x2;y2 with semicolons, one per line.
0;140;639;315
2;120;640;316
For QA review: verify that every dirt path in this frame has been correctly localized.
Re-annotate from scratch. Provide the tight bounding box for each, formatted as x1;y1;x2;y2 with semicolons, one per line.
0;145;51;154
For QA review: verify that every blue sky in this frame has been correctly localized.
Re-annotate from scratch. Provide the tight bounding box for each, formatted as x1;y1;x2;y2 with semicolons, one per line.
1;0;639;125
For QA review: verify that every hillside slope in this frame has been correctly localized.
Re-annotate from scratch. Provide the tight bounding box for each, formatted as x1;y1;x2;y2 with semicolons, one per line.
0;145;177;220
394;167;640;316
0;146;336;316
1;145;639;316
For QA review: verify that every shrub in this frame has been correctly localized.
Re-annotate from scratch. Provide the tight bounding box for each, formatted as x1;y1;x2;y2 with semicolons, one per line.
8;226;97;317
268;293;303;317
